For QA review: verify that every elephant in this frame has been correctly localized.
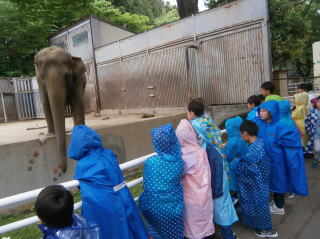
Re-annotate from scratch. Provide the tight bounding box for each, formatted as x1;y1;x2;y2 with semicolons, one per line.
34;46;86;172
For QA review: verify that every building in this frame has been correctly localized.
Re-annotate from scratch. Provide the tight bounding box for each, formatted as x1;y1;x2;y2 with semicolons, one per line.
49;15;135;113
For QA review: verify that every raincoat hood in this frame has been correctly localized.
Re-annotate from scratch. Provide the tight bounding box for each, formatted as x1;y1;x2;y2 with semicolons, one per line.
150;123;181;160
225;116;243;137
176;119;200;155
259;100;280;124
68;125;102;160
38;214;99;239
278;100;295;126
294;92;309;106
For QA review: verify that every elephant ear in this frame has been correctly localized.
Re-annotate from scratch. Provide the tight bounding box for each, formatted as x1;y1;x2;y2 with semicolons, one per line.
72;56;86;87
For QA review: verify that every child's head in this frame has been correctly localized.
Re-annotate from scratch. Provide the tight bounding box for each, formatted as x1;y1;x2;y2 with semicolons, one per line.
306;83;313;92
35;185;74;228
297;83;307;93
259;108;272;122
187;99;204;120
260;81;275;96
240;120;258;142
247;95;261;110
316;96;320;109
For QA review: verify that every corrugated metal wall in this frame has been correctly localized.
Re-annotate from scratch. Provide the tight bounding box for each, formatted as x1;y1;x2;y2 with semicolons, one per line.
0;78;17;122
95;0;270;110
91;17;134;49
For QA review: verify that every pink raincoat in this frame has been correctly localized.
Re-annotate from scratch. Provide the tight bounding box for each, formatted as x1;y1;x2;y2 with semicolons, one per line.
176;119;215;239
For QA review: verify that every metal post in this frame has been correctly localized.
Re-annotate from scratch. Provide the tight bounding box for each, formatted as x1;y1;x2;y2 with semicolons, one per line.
192;14;202;98
1;93;7;123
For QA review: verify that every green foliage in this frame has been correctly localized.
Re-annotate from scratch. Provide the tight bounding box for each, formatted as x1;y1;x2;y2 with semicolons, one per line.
0;0;154;77
204;0;230;8
153;8;180;27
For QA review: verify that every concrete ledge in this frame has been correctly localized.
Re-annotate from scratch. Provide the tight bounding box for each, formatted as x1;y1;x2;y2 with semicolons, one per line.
0;104;248;198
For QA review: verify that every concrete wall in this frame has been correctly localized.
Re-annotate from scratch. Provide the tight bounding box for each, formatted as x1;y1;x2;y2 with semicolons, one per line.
0;104;247;198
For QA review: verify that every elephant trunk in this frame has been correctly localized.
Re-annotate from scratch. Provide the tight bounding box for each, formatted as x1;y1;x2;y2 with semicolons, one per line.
47;77;68;172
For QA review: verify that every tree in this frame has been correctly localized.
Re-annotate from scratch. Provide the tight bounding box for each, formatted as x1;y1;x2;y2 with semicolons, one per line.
153;8;180;26
0;0;153;77
176;0;199;18
205;0;320;76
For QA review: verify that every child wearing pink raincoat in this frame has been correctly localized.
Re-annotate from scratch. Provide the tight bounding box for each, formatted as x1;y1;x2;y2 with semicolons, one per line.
176;119;215;239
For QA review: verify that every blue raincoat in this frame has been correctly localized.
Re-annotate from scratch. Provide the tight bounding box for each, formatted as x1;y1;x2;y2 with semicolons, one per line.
258;101;309;195
68;125;149;239
225;116;248;191
247;106;260;123
139;124;184;239
38;213;99;239
231;138;272;231
191;115;238;227
278;100;295;127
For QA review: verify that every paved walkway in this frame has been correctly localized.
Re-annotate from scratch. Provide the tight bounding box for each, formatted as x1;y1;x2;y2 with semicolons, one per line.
229;158;320;239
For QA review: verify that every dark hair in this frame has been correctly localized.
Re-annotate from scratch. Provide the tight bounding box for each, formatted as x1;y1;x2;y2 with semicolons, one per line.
35;185;74;228
247;95;261;106
258;94;265;103
188;99;204;117
240;120;258;136
297;83;306;90
261;81;275;93
305;83;313;92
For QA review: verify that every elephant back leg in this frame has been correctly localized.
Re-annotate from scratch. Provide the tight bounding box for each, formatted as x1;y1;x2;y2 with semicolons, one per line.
70;83;85;126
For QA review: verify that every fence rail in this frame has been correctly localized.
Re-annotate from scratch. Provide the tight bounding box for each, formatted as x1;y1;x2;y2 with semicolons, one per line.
0;129;227;235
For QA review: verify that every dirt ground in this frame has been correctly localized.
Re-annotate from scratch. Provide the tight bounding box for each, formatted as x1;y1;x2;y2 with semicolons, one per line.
0;113;166;145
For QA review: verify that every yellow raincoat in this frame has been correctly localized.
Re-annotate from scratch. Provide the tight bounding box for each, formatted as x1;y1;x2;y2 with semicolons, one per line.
292;92;309;147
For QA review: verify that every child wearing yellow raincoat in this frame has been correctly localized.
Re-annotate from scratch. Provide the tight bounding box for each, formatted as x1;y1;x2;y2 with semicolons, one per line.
292;92;309;147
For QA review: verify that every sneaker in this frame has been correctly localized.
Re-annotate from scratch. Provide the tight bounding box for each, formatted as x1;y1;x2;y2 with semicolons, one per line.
253;229;278;238
269;202;285;215
288;193;294;199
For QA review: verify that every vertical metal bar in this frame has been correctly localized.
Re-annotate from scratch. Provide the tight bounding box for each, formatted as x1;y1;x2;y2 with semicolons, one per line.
90;17;101;112
1;93;7;123
13;78;22;120
118;40;126;111
192;14;201;98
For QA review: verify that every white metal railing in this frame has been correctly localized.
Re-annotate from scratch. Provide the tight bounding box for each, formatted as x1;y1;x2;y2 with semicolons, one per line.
0;129;227;235
0;153;156;235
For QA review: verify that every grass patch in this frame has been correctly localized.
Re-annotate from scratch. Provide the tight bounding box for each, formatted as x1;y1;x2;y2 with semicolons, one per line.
0;169;144;239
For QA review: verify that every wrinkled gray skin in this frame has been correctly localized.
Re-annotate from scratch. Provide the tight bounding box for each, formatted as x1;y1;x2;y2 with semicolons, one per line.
35;46;86;172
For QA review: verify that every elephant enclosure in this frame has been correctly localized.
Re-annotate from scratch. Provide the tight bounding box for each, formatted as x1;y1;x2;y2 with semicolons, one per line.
0;113;169;146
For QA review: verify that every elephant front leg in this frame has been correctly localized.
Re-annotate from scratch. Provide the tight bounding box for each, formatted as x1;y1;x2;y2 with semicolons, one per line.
38;83;55;134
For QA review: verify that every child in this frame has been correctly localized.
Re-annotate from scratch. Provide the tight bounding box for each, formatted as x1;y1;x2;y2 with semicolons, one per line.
187;99;238;239
176;119;215;239
139;124;184;239
292;92;309;147
36;185;99;239
278;100;295;127
225;116;248;192
260;81;283;102
68;125;148;239
247;95;262;122
306;83;317;110
230;120;278;238
305;96;320;167
258;100;309;215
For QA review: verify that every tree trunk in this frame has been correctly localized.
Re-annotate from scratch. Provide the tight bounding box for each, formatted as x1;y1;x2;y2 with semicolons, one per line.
176;0;199;18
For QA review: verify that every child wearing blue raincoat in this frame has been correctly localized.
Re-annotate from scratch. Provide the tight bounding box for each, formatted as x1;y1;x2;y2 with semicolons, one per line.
139;124;184;239
258;100;309;214
187;99;238;239
68;125;149;239
36;185;100;239
225;116;248;191
278;100;295;127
